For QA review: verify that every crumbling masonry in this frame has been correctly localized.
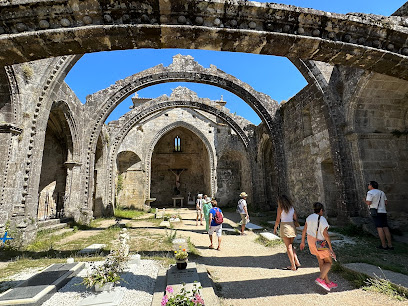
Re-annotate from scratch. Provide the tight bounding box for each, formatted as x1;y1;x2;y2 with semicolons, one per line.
0;0;407;245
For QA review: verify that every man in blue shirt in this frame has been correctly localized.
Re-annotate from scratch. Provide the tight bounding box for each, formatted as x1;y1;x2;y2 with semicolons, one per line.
208;200;223;251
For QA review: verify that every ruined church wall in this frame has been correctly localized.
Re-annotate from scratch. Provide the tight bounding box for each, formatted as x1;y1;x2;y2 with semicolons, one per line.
115;107;218;209
112;106;252;209
345;73;408;215
281;84;333;218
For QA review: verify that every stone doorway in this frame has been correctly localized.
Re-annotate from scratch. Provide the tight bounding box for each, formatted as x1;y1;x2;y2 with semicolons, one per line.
37;108;70;221
150;127;210;206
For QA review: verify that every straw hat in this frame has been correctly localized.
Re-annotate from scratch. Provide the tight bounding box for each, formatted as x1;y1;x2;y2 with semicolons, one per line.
240;192;248;198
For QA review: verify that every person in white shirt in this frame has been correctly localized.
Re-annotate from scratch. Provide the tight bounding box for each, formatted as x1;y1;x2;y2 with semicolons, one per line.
237;192;249;235
365;181;393;250
196;194;204;226
300;202;337;291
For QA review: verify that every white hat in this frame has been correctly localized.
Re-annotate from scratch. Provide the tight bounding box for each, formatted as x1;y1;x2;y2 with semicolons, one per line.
240;192;248;198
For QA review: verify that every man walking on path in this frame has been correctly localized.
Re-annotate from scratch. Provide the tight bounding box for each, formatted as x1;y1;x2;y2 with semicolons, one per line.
366;181;393;250
208;200;223;251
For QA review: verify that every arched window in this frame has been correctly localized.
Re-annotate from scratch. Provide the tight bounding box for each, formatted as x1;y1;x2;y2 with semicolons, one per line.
174;136;181;152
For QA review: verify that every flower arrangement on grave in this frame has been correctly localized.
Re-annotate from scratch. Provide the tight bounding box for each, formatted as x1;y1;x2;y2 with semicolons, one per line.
174;246;188;261
82;228;130;289
161;283;204;306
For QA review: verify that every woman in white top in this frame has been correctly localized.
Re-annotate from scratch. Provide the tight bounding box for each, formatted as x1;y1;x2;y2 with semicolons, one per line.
273;195;301;271
300;202;337;291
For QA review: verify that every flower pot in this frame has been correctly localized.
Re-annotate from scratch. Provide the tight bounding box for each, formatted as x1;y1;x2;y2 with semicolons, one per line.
94;282;114;292
176;259;188;270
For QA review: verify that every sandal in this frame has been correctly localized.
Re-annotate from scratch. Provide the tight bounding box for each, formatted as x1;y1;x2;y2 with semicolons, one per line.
209;245;214;249
216;247;221;251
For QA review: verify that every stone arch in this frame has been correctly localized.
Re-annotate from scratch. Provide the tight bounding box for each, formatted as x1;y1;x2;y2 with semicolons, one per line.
146;121;216;203
257;133;279;210
37;101;75;220
84;56;278;210
288;58;360;220
1;1;408;82
106;96;252;208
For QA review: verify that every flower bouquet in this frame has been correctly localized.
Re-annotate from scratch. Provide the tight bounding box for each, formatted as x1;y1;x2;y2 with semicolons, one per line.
174;246;188;270
162;283;204;306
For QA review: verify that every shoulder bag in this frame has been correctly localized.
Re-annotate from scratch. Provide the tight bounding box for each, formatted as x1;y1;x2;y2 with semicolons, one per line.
369;192;382;217
315;215;329;251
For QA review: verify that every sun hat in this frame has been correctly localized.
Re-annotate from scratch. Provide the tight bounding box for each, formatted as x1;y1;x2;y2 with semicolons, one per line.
240;192;248;198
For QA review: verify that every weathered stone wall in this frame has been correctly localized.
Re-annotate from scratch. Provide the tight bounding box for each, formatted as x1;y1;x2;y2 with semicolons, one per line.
281;84;333;218
111;96;252;209
346;73;408;214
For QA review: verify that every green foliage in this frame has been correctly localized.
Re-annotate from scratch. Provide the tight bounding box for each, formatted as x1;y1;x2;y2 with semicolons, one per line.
165;228;178;243
114;208;145;219
363;273;407;301
330;224;370;237
116;174;124;193
162;283;204;306
255;235;283;248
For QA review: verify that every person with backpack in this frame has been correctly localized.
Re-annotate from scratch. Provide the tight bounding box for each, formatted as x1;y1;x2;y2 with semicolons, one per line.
208;200;223;251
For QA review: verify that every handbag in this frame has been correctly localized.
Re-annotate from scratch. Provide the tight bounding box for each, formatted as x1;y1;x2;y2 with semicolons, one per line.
315;215;329;251
369;208;378;217
369;192;382;217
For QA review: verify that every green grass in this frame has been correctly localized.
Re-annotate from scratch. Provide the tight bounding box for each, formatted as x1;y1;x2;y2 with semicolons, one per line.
363;276;407;301
255;235;284;248
114;208;145;219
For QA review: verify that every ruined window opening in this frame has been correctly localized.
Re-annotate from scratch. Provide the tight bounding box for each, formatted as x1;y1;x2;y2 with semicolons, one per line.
303;108;313;137
174;136;181;152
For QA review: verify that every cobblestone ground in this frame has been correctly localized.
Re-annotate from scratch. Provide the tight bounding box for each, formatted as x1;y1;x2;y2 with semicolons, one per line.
166;208;404;306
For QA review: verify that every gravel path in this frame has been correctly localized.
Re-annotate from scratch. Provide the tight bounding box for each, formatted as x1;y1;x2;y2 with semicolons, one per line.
170;209;404;306
2;209;405;305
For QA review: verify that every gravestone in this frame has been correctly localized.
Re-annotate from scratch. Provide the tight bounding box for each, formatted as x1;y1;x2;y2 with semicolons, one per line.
78;244;106;255
0;263;84;306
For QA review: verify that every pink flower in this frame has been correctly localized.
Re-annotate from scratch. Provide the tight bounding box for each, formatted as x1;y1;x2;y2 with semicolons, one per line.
192;293;205;305
161;294;168;306
166;286;174;293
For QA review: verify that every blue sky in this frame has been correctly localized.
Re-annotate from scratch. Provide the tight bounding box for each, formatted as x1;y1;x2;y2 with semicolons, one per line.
66;0;405;125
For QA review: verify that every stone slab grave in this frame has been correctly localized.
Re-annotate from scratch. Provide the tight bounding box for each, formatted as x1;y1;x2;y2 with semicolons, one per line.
221;223;238;234
260;232;280;241
78;244;106;255
78;287;124;306
152;262;220;306
344;263;408;290
0;262;84;306
245;222;263;231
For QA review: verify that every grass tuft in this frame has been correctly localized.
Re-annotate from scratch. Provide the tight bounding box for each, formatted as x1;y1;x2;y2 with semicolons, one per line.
114;208;145;219
363;273;407;301
255;235;283;248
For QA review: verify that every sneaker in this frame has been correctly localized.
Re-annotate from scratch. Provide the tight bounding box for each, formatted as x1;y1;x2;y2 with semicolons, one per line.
315;278;331;291
326;281;338;289
376;245;388;250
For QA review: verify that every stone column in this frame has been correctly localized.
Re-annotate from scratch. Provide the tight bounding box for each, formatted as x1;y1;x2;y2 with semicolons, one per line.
63;160;82;221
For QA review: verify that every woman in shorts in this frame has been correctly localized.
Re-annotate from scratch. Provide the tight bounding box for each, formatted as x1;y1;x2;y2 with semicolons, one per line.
273;195;301;271
300;202;337;291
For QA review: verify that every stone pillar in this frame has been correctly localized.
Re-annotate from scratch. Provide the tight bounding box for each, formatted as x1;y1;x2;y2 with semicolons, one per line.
63;161;82;221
